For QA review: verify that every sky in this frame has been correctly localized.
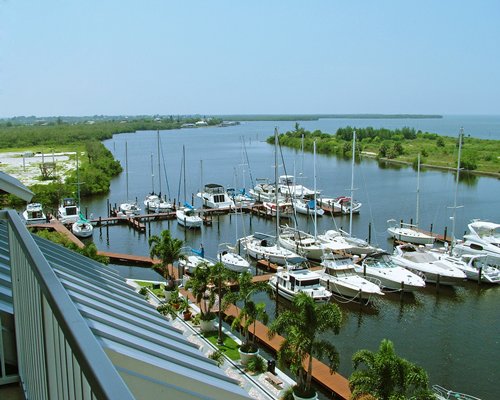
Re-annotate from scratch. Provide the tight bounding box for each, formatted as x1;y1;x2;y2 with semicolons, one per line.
1;1;499;118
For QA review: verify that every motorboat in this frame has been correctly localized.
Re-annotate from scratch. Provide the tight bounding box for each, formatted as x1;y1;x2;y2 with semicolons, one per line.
278;226;330;261
318;255;384;301
22;203;46;225
452;253;500;284
277;175;319;199
249;180;279;203
176;203;202;229
357;252;426;291
391;243;466;285
71;214;93;238
119;201;142;217
432;384;481;400
452;220;500;264
217;243;250;272
226;187;254;207
57;198;80;224
318;229;380;256
262;201;293;218
143;193;173;212
387;219;435;245
292;198;324;217
268;257;332;302
318;196;361;214
197;183;235;209
239;232;302;265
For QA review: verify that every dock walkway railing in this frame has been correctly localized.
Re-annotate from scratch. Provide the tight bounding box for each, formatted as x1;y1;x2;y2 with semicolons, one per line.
1;210;134;400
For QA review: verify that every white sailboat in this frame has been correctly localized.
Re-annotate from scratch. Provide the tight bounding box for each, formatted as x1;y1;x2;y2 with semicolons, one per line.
119;142;142;217
387;153;435;244
176;145;203;229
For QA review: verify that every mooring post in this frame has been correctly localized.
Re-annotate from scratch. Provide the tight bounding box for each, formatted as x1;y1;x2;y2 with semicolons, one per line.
430;223;433;234
107;199;110;217
436;274;440;292
478;267;482;285
410;218;413;225
443;227;447;243
275;279;279;317
368;222;372;244
400;281;404;301
85;207;88;219
400;219;403;228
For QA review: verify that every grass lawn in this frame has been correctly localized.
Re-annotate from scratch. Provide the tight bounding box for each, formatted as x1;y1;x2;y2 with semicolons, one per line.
203;332;241;361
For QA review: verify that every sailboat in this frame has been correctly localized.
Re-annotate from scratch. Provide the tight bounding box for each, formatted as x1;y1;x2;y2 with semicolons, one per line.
70;152;94;238
119;142;141;217
387;153;435;244
144;131;173;212
239;128;302;265
176;145;202;229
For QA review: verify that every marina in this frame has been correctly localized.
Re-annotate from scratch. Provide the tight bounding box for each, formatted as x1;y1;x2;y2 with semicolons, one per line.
27;117;500;399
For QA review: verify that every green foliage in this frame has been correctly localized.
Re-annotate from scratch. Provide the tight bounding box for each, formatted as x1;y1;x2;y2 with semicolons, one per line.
204;332;241;361
208;350;225;367
349;339;433;400
148;230;185;282
268;292;343;396
246;355;267;374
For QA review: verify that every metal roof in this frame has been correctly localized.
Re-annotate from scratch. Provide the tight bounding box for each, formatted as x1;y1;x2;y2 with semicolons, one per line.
0;221;250;399
0;171;34;201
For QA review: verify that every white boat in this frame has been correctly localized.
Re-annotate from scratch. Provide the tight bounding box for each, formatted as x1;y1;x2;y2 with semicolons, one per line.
239;232;302;265
268;258;332;303
277;175;319;199
176;203;202;229
119;201;142;216
452;220;500;264
387;219;435;245
248;179;279;202
357;252;426;291
432;384;481;400
71;214;93;238
391;243;467;285
57;197;80;224
292;198;324;216
217;243;250;272
22;203;46;225
197;183;235;209
452;253;500;284
226;187;255;207
179;247;215;274
318;255;384;301
278;226;329;261
318;196;362;214
262;201;293;217
144;193;173;212
318;229;380;256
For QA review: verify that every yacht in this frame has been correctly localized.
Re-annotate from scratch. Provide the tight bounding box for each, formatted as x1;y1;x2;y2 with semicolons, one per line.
249;179;279;203
391;243;466;285
318;255;384;301
318;229;380;256
357;252;426;291
452;220;500;264
387;219;435;245
318;196;361;214
277;175;318;199
262;201;294;218
239;232;302;265
292;198;324;217
119;201;142;217
197;184;235;209
278;227;330;261
22;203;46;225
57;198;80;224
143;193;173;212
268;258;332;302
452;253;500;284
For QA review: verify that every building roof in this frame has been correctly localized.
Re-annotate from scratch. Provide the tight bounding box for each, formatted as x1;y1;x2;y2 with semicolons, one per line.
0;171;34;201
0;221;250;399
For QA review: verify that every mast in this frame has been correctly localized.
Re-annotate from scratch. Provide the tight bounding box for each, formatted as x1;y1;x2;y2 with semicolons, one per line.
349;131;356;236
313;139;317;239
183;145;187;202
76;150;80;207
274;127;280;244
125;141;129;200
416;153;421;227
150;153;155;194
157;130;162;195
451;128;464;248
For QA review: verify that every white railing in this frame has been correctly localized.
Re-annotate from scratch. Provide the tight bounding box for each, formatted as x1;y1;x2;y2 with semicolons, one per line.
2;210;134;400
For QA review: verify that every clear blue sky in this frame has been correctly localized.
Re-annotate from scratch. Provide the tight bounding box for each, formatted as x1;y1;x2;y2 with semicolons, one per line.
1;1;499;117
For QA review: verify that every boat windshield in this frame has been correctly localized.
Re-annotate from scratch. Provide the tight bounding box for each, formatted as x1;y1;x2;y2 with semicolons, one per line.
298;278;320;286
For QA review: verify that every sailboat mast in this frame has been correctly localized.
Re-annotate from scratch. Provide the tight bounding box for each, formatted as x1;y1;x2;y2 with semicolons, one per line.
349;131;356;236
125;141;129;200
150;153;155;194
157;130;162;196
451;128;464;245
416;153;421;227
76;150;80;207
313;139;317;239
183;145;187;202
274;128;280;242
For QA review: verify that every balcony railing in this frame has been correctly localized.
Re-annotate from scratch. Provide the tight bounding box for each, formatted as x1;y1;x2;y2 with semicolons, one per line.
1;210;134;400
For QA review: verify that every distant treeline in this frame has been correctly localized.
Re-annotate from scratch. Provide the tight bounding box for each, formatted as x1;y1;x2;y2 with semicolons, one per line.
268;125;500;174
0;117;222;149
217;114;443;121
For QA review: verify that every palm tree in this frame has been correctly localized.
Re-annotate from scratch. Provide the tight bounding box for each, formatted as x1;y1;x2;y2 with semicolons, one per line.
148;230;184;286
210;261;237;345
268;292;343;399
225;270;270;353
349;339;433;400
185;262;216;320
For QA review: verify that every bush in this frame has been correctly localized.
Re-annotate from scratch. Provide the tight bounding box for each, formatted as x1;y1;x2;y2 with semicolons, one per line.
246;355;267;374
209;350;225;367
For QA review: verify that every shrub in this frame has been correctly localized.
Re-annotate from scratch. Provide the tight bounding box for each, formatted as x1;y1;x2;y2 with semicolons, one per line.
246;355;267;374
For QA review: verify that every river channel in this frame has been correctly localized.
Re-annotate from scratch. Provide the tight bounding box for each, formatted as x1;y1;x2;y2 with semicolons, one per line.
83;117;499;399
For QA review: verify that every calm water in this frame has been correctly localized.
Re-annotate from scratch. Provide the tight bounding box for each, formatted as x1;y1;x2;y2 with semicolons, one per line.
84;115;499;399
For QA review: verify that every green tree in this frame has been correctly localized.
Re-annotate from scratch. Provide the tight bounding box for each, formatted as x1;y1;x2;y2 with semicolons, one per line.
148;230;185;285
349;339;433;400
268;292;343;399
224;270;270;352
185;262;217;320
